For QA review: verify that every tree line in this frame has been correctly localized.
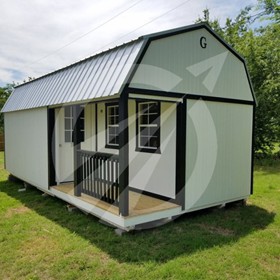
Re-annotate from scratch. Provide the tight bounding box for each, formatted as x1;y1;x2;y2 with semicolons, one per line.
196;0;280;155
0;0;279;155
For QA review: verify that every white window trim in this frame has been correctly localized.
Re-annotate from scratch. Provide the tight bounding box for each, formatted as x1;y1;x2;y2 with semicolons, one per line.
106;104;119;147
137;101;160;151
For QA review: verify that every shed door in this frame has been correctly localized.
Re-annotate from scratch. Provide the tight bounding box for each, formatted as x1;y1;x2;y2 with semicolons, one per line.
55;107;74;183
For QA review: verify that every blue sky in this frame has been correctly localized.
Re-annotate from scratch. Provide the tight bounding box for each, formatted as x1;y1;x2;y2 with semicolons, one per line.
0;0;259;87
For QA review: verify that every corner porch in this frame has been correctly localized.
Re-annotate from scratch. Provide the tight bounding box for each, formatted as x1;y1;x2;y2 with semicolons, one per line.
51;148;181;229
51;183;180;218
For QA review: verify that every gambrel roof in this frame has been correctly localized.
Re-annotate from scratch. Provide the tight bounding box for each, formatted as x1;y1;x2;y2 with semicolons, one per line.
2;23;255;113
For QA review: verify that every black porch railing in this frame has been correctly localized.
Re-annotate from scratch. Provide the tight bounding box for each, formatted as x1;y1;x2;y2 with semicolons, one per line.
77;150;119;206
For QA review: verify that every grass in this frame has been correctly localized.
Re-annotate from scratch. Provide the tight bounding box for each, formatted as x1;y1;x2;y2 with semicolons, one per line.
0;153;279;280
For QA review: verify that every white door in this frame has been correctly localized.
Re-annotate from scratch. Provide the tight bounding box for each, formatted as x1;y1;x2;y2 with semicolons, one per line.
55;107;74;183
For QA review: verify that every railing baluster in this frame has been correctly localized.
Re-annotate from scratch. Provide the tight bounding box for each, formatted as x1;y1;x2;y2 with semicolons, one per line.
86;154;89;195
84;154;87;195
97;156;100;198
87;155;90;195
107;158;111;203
103;157;106;202
99;156;102;199
115;159;119;204
94;156;97;196
90;156;93;196
77;150;119;206
82;153;85;193
107;158;110;203
110;159;112;203
88;155;91;195
96;156;99;199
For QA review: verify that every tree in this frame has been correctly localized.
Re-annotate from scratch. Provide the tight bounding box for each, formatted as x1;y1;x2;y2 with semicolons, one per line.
0;83;15;132
196;1;280;154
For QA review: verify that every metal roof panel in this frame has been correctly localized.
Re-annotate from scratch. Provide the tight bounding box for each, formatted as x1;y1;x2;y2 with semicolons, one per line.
2;39;144;112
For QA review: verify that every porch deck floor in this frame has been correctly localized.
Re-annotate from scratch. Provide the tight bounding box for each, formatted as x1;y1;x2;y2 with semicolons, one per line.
52;184;180;218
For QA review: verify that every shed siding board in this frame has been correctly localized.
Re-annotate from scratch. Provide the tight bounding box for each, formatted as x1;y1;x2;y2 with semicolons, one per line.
185;100;253;210
5;108;49;189
128;100;176;198
130;29;253;101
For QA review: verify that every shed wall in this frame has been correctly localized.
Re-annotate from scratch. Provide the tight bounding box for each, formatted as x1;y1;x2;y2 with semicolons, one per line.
128;100;176;198
4;108;49;189
130;28;253;101
185;100;253;210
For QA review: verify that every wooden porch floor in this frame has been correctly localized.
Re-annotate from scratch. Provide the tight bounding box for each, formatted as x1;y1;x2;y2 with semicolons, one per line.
52;183;180;218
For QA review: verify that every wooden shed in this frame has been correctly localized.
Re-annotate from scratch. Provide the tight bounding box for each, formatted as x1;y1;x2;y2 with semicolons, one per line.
2;23;256;230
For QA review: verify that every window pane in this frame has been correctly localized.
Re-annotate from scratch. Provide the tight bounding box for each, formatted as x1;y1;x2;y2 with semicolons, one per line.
138;102;160;150
65;119;71;130
106;105;119;146
65;131;72;143
109;107;115;116
65;106;71;117
140;136;149;147
109;126;117;135
140;126;149;136
139;103;149;113
149;126;158;136
140;114;148;125
149;113;158;124
109;135;116;144
109;116;115;125
64;107;85;143
149;103;158;114
80;109;84;118
149;137;158;148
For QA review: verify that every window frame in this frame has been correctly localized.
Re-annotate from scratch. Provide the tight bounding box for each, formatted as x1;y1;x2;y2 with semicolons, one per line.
64;106;85;143
105;102;119;149
136;100;161;154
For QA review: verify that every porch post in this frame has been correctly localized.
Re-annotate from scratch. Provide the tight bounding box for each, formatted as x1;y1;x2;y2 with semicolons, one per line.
118;92;129;216
73;104;82;197
175;97;186;209
47;108;56;187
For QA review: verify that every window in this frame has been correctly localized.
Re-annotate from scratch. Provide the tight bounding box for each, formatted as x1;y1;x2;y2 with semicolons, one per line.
137;101;160;153
64;106;85;143
106;104;119;148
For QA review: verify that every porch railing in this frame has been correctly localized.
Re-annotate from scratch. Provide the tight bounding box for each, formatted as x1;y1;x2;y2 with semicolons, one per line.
77;150;119;206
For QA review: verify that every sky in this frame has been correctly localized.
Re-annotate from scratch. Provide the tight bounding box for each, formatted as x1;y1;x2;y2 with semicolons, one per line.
0;0;259;87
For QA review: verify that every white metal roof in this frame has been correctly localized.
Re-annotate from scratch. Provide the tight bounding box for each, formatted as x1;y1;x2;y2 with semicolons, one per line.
2;39;144;112
2;23;256;113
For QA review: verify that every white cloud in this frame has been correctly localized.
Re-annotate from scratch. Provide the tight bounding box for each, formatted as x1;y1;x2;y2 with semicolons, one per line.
0;0;258;87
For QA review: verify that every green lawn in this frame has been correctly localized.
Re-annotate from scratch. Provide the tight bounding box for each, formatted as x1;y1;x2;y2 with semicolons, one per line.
0;152;279;280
